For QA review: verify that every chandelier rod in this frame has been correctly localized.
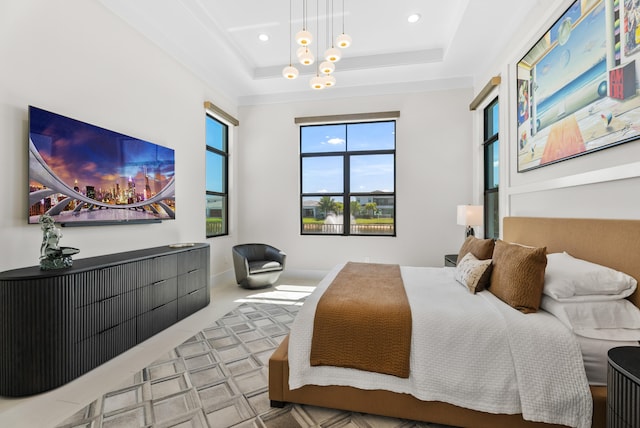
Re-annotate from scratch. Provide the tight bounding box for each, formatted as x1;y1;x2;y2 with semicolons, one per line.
341;0;345;34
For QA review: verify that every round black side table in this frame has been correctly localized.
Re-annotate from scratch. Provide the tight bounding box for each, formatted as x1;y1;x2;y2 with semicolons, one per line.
607;346;640;428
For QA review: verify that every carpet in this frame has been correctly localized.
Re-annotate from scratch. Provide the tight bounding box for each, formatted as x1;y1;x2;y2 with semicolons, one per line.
56;295;453;428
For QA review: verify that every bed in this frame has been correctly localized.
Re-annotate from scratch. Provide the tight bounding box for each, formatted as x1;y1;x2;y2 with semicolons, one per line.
268;217;640;428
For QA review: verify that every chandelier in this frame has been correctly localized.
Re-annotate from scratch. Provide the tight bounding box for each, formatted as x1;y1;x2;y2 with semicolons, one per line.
282;0;351;90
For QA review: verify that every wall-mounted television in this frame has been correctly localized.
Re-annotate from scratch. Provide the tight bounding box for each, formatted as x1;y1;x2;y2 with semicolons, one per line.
28;106;176;226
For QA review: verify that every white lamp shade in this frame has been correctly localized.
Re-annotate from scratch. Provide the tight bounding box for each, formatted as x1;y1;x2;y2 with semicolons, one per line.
336;33;352;48
319;61;335;74
299;50;315;66
457;205;483;226
324;47;342;62
310;75;325;90
323;74;336;87
282;65;299;79
295;29;312;46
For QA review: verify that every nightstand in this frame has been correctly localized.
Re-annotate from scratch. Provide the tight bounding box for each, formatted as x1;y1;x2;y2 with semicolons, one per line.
607;346;640;428
444;254;458;267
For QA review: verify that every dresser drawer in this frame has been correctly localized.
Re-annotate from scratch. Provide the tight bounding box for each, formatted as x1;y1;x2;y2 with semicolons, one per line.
178;248;208;274
137;277;178;312
75;262;150;307
75;291;138;340
137;299;178;342
178;268;207;296
178;288;209;320
151;254;178;282
76;317;137;375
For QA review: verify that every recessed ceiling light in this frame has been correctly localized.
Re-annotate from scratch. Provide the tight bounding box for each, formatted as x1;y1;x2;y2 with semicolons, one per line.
407;13;421;23
258;33;270;42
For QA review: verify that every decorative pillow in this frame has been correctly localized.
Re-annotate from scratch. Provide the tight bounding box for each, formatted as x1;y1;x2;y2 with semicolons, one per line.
455;253;492;293
540;295;640;341
457;236;495;262
489;240;547;314
544;252;637;302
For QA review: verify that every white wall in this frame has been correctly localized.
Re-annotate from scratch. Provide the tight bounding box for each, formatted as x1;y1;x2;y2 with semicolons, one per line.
0;0;237;275
472;0;640;224
11;0;631;279
237;89;474;271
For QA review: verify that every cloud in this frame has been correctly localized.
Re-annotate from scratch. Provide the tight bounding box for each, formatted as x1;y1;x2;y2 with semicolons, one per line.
326;137;345;145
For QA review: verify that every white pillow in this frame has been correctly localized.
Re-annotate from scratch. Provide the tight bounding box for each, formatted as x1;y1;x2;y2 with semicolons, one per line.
544;252;637;302
454;252;492;294
541;295;640;341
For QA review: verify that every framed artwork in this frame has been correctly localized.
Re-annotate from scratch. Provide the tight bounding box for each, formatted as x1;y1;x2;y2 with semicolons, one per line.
517;0;640;172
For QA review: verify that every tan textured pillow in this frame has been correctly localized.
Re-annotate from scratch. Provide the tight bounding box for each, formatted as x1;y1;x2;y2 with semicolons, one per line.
489;240;547;314
457;236;495;261
455;253;493;293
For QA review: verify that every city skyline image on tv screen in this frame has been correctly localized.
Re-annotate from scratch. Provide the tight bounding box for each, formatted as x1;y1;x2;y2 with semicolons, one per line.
28;106;176;225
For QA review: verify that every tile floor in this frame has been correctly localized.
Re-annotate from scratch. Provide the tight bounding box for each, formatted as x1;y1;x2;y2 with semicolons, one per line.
0;272;454;428
55;300;303;427
0;273;290;428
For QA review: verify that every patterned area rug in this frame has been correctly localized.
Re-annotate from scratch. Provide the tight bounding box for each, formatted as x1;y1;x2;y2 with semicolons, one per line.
56;293;453;428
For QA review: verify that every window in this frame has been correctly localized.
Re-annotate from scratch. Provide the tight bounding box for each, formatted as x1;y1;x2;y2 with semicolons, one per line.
483;98;499;239
206;115;228;237
300;120;395;236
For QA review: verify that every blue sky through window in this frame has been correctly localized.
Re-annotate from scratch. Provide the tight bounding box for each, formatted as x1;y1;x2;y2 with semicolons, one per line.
205;151;224;192
206;116;225;151
347;121;395;151
301;121;395;196
350;154;394;192
206;116;226;193
301;124;346;153
302;157;343;193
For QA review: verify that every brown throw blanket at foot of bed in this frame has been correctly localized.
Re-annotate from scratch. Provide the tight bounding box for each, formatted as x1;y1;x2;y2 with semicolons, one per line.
310;262;412;378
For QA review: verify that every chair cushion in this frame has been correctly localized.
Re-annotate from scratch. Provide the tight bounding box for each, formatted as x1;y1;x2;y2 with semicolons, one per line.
248;260;283;274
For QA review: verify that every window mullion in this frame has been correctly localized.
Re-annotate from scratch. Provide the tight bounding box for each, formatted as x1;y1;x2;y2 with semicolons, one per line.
344;153;350;236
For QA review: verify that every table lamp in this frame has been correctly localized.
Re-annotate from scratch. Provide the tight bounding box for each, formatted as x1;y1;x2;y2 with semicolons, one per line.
457;205;483;238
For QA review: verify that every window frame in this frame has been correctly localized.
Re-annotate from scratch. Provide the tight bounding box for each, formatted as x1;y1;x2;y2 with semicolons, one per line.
299;120;396;237
483;97;499;240
205;114;229;238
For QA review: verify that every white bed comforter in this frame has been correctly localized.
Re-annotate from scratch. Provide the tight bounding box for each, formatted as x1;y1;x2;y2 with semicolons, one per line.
289;264;592;428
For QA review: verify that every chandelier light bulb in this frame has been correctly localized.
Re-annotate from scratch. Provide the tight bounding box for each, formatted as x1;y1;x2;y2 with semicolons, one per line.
283;0;352;91
299;49;315;66
282;65;299;79
295;29;312;46
323;74;336;87
319;61;335;74
310;75;325;90
407;13;421;23
324;47;342;62
336;33;352;49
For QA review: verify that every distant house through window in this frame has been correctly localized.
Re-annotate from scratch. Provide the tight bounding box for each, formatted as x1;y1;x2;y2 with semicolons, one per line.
300;120;396;236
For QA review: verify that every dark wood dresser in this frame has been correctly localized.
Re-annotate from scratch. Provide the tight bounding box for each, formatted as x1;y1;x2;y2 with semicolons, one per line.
0;243;210;396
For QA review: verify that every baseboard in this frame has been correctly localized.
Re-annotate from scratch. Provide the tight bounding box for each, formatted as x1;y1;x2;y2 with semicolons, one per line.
209;268;329;290
210;269;235;288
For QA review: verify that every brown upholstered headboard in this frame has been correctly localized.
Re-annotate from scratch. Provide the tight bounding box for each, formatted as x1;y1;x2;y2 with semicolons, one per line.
503;217;640;308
